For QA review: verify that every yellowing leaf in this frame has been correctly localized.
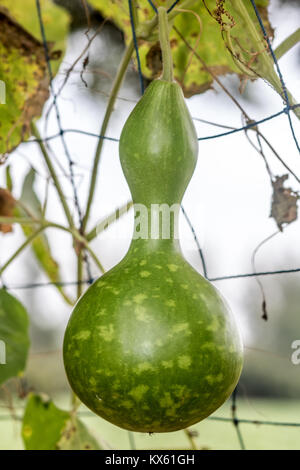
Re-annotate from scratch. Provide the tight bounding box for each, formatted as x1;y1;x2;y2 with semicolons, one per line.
22;394;102;450
0;0;70;73
22;394;70;450
0;187;15;233
19;168;73;305
0;1;70;156
89;0;272;97
57;417;102;450
0;9;49;155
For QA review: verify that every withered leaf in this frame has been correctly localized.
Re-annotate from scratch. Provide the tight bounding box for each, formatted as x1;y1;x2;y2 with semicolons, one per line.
270;175;299;231
88;0;272;97
0;187;15;233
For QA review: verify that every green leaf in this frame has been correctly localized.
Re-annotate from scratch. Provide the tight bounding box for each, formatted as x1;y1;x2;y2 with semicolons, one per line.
88;0;272;97
22;394;70;450
0;1;70;155
5;165;13;192
0;0;70;73
57;417;102;450
0;289;30;386
19;168;73;305
22;394;102;450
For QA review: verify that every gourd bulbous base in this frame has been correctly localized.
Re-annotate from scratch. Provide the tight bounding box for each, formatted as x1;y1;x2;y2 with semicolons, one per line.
63;244;243;433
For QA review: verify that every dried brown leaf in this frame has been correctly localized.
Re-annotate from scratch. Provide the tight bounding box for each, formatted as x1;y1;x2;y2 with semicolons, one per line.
0;187;16;233
270;175;299;231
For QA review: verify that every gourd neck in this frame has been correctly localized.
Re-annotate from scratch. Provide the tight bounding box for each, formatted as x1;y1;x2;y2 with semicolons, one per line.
129;203;181;253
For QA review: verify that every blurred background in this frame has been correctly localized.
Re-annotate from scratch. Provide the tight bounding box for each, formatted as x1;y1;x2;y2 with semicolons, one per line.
0;0;300;449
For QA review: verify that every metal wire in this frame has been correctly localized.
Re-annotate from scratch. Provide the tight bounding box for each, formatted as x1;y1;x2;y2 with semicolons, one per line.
250;0;300;154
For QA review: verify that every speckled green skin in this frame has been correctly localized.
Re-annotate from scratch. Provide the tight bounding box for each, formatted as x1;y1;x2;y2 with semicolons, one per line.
63;80;243;433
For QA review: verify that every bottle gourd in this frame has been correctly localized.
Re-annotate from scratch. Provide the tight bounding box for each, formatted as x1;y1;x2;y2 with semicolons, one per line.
63;8;243;433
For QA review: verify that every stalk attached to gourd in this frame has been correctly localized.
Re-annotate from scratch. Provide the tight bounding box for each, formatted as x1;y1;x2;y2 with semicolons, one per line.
63;7;243;433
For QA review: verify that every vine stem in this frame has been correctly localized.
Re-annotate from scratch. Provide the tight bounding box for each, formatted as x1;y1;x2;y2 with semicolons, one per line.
0;226;45;275
184;429;198;450
31;122;75;228
0;217;40;225
158;7;174;82
137;0;197;38
0;219;104;276
81;39;134;233
77;252;83;298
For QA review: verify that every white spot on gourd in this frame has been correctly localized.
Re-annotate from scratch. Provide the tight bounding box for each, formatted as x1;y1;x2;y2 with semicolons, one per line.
206;315;220;332
165;299;176;308
171;323;190;335
167;264;179;272
129;384;149;401
74;330;91;341
97;324;115;341
178;355;191;369
133;293;147;304
161;360;173;369
140;271;151;278
135;305;150;322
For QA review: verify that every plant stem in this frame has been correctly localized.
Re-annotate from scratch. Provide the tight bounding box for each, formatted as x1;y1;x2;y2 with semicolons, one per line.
77;251;83;298
47;224;105;274
158;7;174;82
274;28;300;61
83;243;105;274
0;226;45;275
81;39;134;233
45;223;105;274
0;216;40;225
31;122;75;228
184;429;198;450
137;0;197;39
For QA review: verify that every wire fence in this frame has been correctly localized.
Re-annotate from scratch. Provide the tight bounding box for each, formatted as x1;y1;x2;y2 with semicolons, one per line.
1;0;300;450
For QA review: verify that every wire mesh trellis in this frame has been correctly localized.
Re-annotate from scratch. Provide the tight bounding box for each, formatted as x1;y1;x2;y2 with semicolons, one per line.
0;0;300;450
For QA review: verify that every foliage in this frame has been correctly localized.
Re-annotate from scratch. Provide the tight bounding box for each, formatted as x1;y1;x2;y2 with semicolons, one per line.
0;0;299;451
0;289;30;386
0;0;70;156
0;187;15;233
88;0;271;97
22;394;102;450
19;168;73;305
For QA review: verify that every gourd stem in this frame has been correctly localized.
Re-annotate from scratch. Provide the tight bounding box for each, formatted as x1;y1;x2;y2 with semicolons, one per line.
77;251;83;299
158;7;174;82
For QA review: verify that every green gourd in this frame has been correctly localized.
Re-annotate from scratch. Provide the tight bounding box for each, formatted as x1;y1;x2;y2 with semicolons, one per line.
63;8;243;433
